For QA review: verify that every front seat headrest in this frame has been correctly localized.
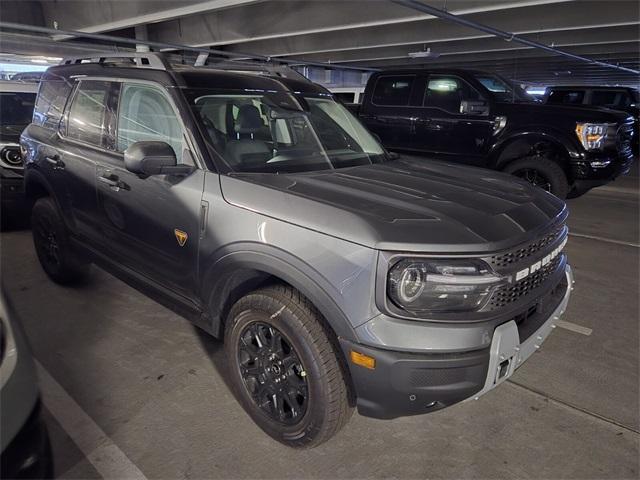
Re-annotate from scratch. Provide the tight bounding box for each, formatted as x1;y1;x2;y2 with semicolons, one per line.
235;104;263;134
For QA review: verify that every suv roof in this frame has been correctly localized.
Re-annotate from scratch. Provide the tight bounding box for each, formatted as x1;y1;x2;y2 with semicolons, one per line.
46;53;328;95
547;85;639;92
371;68;493;77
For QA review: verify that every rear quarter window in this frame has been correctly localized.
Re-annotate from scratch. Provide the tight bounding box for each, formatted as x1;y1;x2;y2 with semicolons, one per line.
33;78;73;129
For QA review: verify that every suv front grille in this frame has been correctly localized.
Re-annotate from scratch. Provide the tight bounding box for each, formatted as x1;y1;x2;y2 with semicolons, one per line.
487;224;566;271
487;254;564;310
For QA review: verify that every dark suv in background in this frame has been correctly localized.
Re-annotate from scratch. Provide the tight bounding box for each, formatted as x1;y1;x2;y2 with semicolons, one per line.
21;54;573;448
350;69;636;198
0;81;38;226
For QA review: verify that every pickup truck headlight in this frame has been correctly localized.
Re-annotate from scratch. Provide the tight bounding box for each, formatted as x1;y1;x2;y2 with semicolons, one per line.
575;123;610;151
388;258;504;314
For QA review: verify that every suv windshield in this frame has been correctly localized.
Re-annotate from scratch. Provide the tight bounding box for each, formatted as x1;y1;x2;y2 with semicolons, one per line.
473;74;537;103
185;89;387;174
0;92;36;125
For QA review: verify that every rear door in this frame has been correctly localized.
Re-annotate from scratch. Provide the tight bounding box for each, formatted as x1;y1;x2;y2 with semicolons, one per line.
415;74;493;164
52;79;118;243
94;81;205;300
360;74;418;150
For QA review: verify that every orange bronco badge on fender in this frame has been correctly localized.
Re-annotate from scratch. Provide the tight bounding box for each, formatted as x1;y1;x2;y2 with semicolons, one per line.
174;229;188;247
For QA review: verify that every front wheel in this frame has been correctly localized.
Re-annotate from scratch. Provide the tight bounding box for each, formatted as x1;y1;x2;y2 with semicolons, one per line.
224;285;353;448
503;156;570;199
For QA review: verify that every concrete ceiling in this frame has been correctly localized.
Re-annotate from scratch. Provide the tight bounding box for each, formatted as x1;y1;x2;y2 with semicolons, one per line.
1;0;638;86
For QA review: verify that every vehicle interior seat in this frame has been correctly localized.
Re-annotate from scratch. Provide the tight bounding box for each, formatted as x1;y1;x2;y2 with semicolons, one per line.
224;104;272;169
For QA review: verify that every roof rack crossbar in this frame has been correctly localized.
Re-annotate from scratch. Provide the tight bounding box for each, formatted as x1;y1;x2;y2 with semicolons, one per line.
61;52;170;70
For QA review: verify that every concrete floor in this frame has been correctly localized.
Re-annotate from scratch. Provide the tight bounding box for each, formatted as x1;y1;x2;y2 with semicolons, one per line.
1;172;639;479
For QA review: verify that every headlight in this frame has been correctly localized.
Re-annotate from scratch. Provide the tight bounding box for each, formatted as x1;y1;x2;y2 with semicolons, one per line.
575;123;610;151
388;258;504;314
493;115;507;135
0;143;23;170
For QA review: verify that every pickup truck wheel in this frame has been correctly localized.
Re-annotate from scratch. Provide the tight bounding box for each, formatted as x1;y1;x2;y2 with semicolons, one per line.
31;198;90;285
225;285;353;448
503;156;570;199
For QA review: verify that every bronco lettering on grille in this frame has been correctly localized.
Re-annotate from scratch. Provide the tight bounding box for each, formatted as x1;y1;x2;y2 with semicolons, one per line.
514;237;568;282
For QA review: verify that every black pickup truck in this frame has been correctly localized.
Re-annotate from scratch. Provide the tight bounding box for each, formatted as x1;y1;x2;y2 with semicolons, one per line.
349;69;636;198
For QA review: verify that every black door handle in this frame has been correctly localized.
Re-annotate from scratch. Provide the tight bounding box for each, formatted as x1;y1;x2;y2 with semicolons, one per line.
98;174;129;191
45;155;65;170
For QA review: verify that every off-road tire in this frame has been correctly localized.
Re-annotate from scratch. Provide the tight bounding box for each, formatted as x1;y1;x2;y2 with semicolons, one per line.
224;285;353;448
504;156;570;199
31;197;90;284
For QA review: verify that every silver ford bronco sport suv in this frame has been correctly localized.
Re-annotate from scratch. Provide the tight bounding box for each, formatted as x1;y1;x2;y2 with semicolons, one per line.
21;53;573;448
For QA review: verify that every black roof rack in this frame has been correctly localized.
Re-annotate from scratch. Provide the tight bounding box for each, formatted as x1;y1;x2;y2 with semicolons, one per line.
60;52;171;70
59;52;311;82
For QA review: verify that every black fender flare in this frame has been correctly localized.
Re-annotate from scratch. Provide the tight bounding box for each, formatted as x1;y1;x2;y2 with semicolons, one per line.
489;130;581;170
200;242;358;343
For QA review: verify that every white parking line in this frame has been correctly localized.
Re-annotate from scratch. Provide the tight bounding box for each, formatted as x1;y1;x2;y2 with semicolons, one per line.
555;320;593;336
569;232;640;248
35;360;147;480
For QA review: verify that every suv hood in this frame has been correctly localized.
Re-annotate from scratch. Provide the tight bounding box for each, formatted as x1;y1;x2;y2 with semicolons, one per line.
495;101;631;123
220;157;566;253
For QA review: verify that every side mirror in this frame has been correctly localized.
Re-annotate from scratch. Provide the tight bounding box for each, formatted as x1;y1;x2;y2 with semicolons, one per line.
124;141;192;176
460;100;489;116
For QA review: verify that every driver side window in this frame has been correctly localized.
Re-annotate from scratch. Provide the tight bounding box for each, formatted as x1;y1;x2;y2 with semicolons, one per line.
117;84;187;163
423;75;482;114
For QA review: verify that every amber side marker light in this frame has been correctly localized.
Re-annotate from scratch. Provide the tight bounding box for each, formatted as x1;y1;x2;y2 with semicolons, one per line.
350;350;376;369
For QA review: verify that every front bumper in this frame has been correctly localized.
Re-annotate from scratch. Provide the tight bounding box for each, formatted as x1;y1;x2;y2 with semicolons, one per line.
0;401;53;479
570;149;635;195
342;265;573;420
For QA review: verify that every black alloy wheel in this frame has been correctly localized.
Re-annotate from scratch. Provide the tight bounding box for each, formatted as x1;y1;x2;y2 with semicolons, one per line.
31;197;90;284
237;322;309;424
224;285;353;448
33;215;61;270
511;167;553;192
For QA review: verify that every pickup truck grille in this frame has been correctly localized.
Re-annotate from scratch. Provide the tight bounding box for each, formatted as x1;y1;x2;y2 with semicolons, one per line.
488;254;564;310
486;224;566;271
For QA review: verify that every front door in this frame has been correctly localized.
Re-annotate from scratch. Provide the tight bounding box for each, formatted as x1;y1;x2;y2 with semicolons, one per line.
415;74;494;165
94;82;204;301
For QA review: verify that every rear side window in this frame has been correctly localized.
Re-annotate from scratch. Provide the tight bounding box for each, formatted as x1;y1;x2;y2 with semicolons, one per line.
116;84;185;162
372;75;415;106
66;80;111;147
423;75;482;114
547;90;585;105
0;92;36;125
33;78;72;129
591;90;628;108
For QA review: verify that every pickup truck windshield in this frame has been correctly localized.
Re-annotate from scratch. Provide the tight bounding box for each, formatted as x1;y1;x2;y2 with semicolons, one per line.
473;74;537;103
186;89;387;173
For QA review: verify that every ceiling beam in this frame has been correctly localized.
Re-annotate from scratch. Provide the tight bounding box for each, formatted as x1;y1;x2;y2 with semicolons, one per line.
343;42;640;67
287;25;639;64
223;1;638;58
40;0;264;34
144;0;573;48
390;0;639;74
